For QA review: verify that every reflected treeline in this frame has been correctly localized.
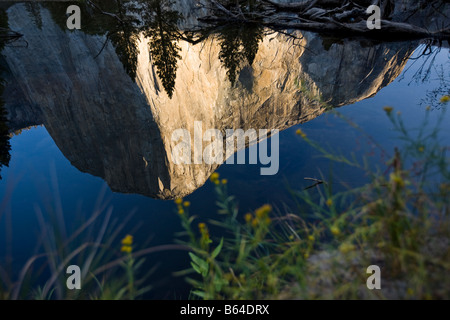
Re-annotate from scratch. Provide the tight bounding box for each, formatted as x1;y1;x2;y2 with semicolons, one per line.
99;0;182;97
25;2;43;30
0;82;9;180
142;0;182;98
0;8;12;180
109;24;140;80
43;0;180;96
43;0;183;97
106;1;141;81
210;1;264;84
42;0;264;96
218;23;263;85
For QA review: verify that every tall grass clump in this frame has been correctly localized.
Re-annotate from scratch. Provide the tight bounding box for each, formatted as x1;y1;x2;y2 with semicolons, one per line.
0;188;155;300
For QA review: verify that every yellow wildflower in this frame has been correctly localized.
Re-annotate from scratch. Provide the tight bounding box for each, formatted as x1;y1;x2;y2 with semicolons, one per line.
121;235;133;246
308;235;315;242
383;106;393;114
296;128;307;138
210;172;219;182
183;201;191;207
251;218;258;228
199;223;211;247
330;225;340;236
326;198;333;207
221;179;228;185
178;208;185;215
175;198;183;205
244;213;253;223
440;95;450;103
121;245;132;253
390;172;405;188
255;204;272;218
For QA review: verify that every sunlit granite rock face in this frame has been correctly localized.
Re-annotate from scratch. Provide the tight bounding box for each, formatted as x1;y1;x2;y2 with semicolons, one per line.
2;2;416;199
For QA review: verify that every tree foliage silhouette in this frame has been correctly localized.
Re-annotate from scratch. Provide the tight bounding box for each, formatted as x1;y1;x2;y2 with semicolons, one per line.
0;85;10;180
218;23;263;85
0;9;12;180
24;2;43;29
109;27;140;80
108;1;141;80
142;0;182;98
45;0;183;97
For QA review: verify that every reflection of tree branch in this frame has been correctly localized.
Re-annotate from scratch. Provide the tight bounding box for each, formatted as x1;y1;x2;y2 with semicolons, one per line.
263;27;312;51
303;177;325;190
93;31;112;59
166;23;212;45
399;44;442;85
0;27;23;42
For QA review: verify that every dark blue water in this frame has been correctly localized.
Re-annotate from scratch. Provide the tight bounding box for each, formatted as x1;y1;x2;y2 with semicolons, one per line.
0;46;449;299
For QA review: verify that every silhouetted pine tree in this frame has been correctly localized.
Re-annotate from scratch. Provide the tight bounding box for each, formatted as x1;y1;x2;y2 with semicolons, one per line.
143;0;182;98
218;23;262;85
109;1;141;80
0;9;12;180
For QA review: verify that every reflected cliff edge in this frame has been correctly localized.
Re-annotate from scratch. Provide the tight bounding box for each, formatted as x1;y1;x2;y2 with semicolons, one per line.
0;0;440;199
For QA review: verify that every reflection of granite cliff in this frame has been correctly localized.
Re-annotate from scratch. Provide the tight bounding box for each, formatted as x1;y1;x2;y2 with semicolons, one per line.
2;4;416;199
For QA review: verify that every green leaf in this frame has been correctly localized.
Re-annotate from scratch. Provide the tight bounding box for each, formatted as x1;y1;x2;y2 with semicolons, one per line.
213;274;228;291
189;252;209;274
216;202;228;209
211;238;224;259
188;216;196;223
190;261;202;275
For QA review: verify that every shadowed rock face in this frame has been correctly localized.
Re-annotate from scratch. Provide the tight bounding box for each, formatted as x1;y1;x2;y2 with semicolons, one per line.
1;3;417;199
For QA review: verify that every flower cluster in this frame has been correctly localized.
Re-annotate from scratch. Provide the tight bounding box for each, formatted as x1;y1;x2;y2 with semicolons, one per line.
245;204;272;228
440;95;449;103
389;171;406;189
121;234;133;253
210;172;220;184
175;198;190;215
210;172;227;185
330;225;340;236
198;222;212;249
296;128;307;139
